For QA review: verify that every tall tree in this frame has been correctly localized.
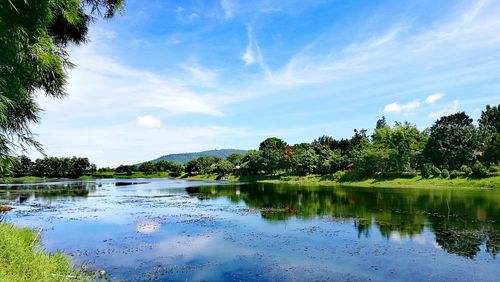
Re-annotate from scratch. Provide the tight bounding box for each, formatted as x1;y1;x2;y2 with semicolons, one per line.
258;137;288;174
373;122;427;172
479;104;500;163
424;112;478;169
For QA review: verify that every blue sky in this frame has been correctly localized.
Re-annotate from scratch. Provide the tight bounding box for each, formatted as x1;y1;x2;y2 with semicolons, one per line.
33;0;500;167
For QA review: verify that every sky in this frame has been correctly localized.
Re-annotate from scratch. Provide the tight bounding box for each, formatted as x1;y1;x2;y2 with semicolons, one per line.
32;0;500;167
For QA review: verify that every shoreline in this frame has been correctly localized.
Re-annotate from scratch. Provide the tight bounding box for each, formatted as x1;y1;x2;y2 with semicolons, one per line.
2;174;499;189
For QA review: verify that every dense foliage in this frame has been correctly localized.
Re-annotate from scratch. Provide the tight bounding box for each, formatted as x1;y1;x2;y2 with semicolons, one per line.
2;105;498;180
9;155;95;178
168;105;498;179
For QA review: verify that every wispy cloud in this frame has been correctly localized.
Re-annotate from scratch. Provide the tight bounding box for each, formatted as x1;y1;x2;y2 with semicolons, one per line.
220;0;235;19
31;1;500;167
180;59;218;87
383;99;421;115
242;27;256;65
424;93;445;104
262;0;500;90
137;115;163;128
429;100;460;118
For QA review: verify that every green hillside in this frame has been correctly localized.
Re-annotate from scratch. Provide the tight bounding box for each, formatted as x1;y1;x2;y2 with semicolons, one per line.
149;149;247;164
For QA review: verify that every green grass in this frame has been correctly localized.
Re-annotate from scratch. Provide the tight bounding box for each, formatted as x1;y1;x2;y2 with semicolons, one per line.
252;174;500;189
3;172;499;189
181;173;500;189
0;172;173;183
0;224;89;281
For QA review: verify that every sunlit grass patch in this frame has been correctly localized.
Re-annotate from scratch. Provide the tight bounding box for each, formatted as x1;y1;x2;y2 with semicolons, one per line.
0;224;89;282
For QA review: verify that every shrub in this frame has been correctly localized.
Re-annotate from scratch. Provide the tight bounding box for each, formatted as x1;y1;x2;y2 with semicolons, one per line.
460;165;472;176
449;170;464;179
430;166;441;178
471;161;488;178
488;166;500;173
441;169;450;179
421;163;432;179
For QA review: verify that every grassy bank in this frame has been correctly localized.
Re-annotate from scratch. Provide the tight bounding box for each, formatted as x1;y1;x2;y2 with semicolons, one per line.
183;173;500;189
0;224;88;281
3;172;499;189
257;175;500;189
0;171;172;183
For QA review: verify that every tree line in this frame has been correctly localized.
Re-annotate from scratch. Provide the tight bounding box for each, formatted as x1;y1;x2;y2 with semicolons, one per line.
7;156;96;179
3;104;499;180
175;104;499;179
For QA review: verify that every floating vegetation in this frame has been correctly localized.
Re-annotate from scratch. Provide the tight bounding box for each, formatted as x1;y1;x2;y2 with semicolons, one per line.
0;205;13;212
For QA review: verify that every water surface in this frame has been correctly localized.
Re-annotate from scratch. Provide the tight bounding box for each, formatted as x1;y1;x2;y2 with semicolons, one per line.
1;179;499;281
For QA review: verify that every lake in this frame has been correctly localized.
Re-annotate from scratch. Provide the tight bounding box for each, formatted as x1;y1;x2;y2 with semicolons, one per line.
0;179;499;281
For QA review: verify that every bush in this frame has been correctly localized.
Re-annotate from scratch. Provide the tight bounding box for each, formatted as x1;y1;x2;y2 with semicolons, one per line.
471;161;488;178
460;165;472;176
431;166;441;178
441;169;450;179
421;163;432;179
488;166;500;173
449;170;464;179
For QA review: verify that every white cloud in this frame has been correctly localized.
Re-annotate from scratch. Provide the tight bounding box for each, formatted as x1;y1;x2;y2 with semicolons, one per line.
428;100;460;118
383;99;421;115
180;60;218;87
188;13;199;21
137;115;163;128
424;93;445;104
264;0;500;90
242;27;256;65
240;26;272;78
32;29;244;166
220;0;235;19
165;34;181;45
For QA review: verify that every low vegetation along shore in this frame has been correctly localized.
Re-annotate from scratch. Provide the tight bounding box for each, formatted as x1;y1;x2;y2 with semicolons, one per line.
0;223;88;282
178;173;499;189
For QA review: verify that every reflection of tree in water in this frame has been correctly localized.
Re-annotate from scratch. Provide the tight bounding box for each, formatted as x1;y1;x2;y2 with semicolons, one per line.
434;228;483;259
187;184;500;259
486;231;500;258
0;182;96;203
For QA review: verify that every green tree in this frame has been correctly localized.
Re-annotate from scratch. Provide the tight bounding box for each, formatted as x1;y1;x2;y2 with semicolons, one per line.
0;0;123;164
373;122;427;172
240;150;262;175
138;161;155;175
11;155;33;177
226;153;244;166
258;137;288;174
352;146;390;177
213;159;234;176
289;143;318;175
185;156;219;175
424;112;478;170
168;163;184;177
314;145;344;174
479;104;500;164
67;157;92;178
116;164;135;175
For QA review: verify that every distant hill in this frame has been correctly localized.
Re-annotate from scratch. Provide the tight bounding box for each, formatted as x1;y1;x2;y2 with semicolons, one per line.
148;149;247;164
